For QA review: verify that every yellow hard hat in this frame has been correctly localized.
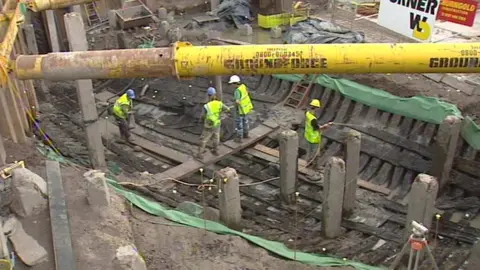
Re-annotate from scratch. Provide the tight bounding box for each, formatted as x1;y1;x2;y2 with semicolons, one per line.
310;99;321;107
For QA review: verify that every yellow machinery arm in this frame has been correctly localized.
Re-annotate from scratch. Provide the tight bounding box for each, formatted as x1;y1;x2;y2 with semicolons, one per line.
14;42;480;81
25;0;94;12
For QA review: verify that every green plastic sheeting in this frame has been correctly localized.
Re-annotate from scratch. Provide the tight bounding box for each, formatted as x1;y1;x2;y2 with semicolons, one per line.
36;148;382;269
462;117;480;150
274;74;461;124
107;180;384;270
273;74;480;149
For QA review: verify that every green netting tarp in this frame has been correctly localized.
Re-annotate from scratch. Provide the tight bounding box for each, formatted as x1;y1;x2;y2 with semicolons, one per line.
273;74;480;149
462;117;480;150
107;179;384;270
37;148;382;270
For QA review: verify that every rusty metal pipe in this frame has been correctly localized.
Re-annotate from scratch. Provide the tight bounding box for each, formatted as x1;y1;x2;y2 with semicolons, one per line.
15;48;175;80
25;0;94;12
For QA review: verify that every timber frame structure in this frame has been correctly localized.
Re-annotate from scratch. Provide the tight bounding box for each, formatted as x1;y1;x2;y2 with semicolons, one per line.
0;0;479;146
0;0;95;145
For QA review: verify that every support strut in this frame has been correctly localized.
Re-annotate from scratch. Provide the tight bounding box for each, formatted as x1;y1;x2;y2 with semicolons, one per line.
25;0;95;12
15;42;480;81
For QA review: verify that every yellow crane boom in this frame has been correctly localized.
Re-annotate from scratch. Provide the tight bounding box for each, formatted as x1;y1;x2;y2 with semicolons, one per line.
14;42;480;81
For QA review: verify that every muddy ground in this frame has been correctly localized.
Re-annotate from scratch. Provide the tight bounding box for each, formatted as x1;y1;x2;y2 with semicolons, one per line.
131;209;352;270
3;138;135;270
13;1;477;268
341;73;480;121
3;137;354;270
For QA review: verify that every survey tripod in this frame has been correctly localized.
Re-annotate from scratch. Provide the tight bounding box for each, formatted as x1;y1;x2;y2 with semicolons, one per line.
389;221;439;270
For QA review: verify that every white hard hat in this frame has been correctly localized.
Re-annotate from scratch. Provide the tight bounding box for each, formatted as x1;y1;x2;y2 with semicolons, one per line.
228;75;241;84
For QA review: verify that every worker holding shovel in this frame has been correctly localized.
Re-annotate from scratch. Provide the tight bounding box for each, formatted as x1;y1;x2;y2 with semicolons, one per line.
229;75;254;143
304;99;332;166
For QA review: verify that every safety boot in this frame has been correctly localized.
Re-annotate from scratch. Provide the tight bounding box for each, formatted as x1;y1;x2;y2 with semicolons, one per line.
243;132;250;139
211;149;219;156
234;136;242;143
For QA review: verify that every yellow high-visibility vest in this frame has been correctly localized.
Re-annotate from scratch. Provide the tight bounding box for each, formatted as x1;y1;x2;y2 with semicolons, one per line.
112;94;132;119
304;111;321;144
236;84;253;115
204;100;223;128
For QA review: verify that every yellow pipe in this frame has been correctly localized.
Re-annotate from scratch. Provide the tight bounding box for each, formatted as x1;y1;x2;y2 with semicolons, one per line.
25;0;94;12
174;42;480;76
14;42;480;80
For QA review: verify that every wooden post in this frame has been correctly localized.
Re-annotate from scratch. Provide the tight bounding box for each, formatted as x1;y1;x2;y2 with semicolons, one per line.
279;129;298;203
430;116;462;190
218;167;242;230
0;134;6;166
64;12;106;169
16;33;39;114
0;85;26;143
22;24;48;102
322;157;345;238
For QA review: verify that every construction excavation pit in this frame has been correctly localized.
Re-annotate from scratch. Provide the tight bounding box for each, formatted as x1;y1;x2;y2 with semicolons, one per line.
0;0;480;270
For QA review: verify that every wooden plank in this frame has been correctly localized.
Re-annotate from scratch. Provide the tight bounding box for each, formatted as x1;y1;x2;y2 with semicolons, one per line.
322;127;431;172
45;160;77;270
155;122;279;180
454;157;480;178
243;148;318;176
99;119;190;164
347;125;432;159
254;144;308;167
96;91;280;180
356;179;390;195
192;15;220;23
95;91;116;102
209;37;252;45
249;144;391;195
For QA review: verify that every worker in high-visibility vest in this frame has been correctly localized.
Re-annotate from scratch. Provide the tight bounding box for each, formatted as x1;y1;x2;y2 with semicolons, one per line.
196;87;230;159
112;89;136;143
229;75;254;143
305;99;332;164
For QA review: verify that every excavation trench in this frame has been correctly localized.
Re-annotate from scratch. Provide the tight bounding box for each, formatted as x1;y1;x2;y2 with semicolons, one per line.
38;73;480;269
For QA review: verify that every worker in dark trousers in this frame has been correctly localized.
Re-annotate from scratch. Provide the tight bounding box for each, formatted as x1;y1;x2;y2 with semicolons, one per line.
196;87;230;159
112;89;136;143
229;75;254;143
304;99;332;165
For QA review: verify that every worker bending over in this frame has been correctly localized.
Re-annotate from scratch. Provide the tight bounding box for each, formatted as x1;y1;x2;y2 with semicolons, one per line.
305;99;332;165
229;75;254;143
112;89;136;143
196;87;230;159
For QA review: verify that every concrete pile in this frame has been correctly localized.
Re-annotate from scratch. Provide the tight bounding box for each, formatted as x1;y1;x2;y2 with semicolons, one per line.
113;245;147;270
84;170;111;208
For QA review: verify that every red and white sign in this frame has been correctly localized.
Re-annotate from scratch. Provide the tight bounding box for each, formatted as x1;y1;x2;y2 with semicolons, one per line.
437;0;478;27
